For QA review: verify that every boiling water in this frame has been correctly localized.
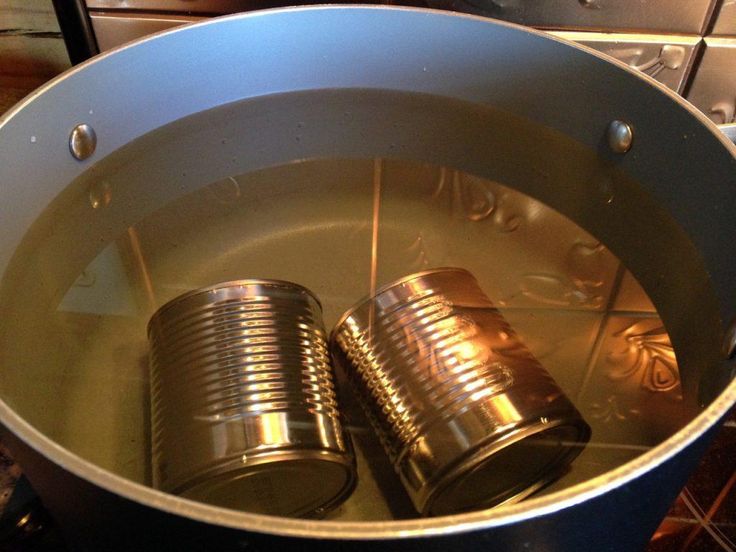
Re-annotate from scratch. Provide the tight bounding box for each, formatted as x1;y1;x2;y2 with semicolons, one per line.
0;89;717;520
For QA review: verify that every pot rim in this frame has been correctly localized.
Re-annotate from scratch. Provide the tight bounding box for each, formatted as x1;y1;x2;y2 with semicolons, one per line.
2;370;734;539
1;4;735;540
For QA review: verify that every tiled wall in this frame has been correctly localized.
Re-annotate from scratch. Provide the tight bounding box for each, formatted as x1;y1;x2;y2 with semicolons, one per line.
82;0;736;129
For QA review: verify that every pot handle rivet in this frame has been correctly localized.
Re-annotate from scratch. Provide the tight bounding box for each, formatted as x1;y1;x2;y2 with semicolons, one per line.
69;124;97;161
607;120;633;154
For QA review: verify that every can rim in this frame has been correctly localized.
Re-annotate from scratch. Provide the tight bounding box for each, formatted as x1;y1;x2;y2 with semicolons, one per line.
166;448;357;518
329;267;476;342
423;416;591;516
148;278;323;335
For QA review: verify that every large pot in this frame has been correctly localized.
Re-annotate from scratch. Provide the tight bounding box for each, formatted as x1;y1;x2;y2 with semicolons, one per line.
0;6;735;551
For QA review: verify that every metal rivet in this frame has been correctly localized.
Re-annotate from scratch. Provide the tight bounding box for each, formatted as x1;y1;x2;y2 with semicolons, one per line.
723;319;736;359
69;123;97;161
607;120;633;154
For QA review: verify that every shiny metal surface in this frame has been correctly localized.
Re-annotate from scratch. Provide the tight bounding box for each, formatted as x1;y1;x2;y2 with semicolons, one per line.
68;123;96;161
606;119;634;153
686;38;736;125
148;279;355;517
424;0;714;34
90;13;203;52
712;0;736;36
332;268;590;515
549;32;700;94
0;7;735;551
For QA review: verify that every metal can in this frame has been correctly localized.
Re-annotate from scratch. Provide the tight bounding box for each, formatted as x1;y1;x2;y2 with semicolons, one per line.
331;268;591;516
148;279;356;517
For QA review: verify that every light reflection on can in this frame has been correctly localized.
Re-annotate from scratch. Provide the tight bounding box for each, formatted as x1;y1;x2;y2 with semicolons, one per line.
148;279;356;517
331;268;590;516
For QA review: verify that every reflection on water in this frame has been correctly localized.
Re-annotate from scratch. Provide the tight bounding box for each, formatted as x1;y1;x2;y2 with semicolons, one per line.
606;319;679;393
31;157;685;518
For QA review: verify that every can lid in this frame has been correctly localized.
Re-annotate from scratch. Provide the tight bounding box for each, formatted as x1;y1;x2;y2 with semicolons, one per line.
424;419;591;516
175;451;356;518
147;278;322;336
329;267;476;342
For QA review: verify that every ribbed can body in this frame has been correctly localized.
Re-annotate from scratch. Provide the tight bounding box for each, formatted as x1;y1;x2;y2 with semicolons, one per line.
331;268;590;516
148;280;355;517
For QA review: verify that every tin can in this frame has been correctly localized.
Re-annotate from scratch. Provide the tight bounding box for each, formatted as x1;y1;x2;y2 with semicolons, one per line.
148;279;356;517
331;268;591;516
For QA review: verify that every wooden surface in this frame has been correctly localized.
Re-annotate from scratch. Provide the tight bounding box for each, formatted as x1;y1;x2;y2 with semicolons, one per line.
0;0;70;109
0;85;28;114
